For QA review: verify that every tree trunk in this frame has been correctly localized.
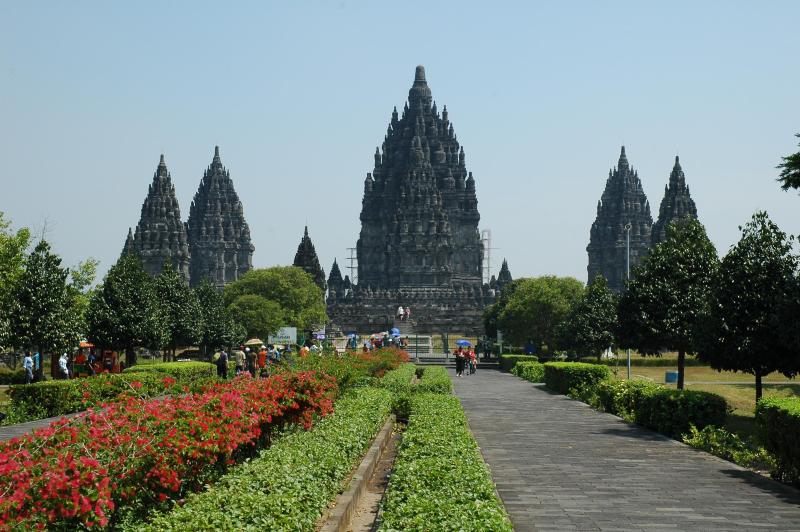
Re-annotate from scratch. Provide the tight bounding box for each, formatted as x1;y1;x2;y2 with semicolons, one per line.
125;346;136;368
677;350;686;390
755;370;763;403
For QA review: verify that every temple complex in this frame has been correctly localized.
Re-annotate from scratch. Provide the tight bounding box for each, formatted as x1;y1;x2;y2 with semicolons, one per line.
587;147;653;292
327;66;497;335
651;156;699;245
293;226;326;295
121;155;191;279
122;147;253;289
186;147;254;288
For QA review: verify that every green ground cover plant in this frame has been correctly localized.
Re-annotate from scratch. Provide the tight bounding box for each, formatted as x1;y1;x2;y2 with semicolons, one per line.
415;365;452;394
543;362;610;395
379;393;512;531
499;354;538;372
757;396;800;485
683;424;775;471
510;360;544;383
122;361;215;380
378;363;416;395
139;386;393;531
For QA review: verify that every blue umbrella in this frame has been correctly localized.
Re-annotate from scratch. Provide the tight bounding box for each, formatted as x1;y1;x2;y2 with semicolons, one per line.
392;332;401;337
456;339;472;347
347;333;357;338
390;328;401;335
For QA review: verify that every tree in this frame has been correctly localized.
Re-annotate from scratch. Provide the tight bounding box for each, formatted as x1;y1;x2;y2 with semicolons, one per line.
11;240;82;379
154;264;203;361
0;212;30;348
66;258;99;341
86;254;166;367
497;276;584;352
223;266;327;332
483;279;522;339
559;275;617;360
697;212;799;402
777;133;800;191
226;294;285;340
195;279;244;357
617;219;718;389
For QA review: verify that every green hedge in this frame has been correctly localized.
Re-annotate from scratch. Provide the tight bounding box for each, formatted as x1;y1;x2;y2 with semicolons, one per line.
416;366;452;394
379;363;416;395
510;361;544;383
596;380;726;438
0;367;27;384
579;357;705;367
123;361;215;380
140;387;393;531
499;354;539;372
543;362;610;395
757;397;800;485
379;393;512;531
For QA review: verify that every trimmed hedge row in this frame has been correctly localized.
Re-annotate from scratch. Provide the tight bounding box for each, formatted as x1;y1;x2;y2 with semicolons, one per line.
0;368;27;385
378;393;512;531
378;363;416;395
757;397;800;486
141;387;393;531
123;361;215;380
543;362;610;395
581;357;706;367
511;361;544;383
416;366;452;394
499;354;538;372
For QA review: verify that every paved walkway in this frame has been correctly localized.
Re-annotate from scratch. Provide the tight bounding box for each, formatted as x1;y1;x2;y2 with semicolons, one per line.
0;412;80;441
452;368;800;531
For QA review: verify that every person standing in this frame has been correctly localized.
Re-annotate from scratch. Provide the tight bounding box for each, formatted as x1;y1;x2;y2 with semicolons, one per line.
404;306;411;321
23;351;33;384
397;305;404;321
258;346;268;377
233;346;246;375
468;348;477;374
245;347;256;377
216;349;229;379
58;353;70;379
86;350;96;376
455;347;465;377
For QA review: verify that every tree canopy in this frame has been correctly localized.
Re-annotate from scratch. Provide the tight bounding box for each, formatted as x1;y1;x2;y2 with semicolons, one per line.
697;211;799;401
0;212;30;348
226;294;285;340
617;219;719;388
154;264;203;359
496;276;584;351
777;133;800;191
223;266;327;332
559;275;617;359
195;279;244;354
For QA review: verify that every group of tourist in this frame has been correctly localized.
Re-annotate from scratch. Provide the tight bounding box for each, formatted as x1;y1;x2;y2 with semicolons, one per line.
362;333;408;352
396;305;411;321
217;343;293;379
454;346;477;377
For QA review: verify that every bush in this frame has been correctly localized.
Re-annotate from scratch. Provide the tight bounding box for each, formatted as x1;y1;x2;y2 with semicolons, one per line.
581;357;705;367
757;397;800;485
379;394;512;531
123;361;215;381
683;424;775;471
140;387;392;531
596;379;663;420
543;362;610;395
0;367;27;384
499;354;539;372
633;388;727;439
379;363;416;395
510;361;544;383
416;366;452;394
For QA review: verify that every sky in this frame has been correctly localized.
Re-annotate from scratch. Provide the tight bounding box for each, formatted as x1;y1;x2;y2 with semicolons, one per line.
1;1;799;284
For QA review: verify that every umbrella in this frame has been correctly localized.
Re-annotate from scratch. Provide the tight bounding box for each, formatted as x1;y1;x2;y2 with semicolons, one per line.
347;333;357;338
391;332;401;337
244;338;264;346
79;341;94;349
390;328;400;335
456;339;472;347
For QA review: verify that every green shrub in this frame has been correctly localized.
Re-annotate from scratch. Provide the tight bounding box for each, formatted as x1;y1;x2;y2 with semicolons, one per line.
683;424;775;471
499;354;538;372
0;367;27;385
757;397;800;485
379;363;416;395
140;387;393;531
596;379;663;420
633;388;727;439
123;361;215;380
379;394;512;531
543;362;610;395
510;361;544;383
416;366;452;394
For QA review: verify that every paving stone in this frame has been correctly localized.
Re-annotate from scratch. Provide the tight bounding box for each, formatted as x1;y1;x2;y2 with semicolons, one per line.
452;368;800;531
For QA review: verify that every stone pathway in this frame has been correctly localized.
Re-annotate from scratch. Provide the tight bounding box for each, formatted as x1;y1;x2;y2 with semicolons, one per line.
452;368;800;531
0;412;80;442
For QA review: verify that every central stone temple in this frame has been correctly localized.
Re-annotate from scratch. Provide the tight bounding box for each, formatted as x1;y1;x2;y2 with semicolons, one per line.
327;65;502;335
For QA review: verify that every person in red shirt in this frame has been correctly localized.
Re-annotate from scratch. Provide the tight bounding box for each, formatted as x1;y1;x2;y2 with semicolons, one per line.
468;348;477;374
258;347;267;377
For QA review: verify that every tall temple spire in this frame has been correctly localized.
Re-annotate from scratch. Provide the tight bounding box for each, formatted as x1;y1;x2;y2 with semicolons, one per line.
651;155;699;246
496;258;513;291
587;146;653;292
293;226;326;296
186;146;254;288
124;154;191;279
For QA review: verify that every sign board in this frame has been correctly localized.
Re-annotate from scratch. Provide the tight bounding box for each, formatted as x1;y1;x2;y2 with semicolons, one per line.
268;327;297;345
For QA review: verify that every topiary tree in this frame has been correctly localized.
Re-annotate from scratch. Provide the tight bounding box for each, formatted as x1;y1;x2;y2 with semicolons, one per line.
559;275;617;360
86;254;167;367
226;294;285;340
617;219;719;389
195;279;243;357
777;133;800;191
697;211;799;402
154;264;203;361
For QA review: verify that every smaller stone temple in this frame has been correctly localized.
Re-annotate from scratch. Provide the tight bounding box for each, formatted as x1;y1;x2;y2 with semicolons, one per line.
489;259;513;293
651;156;699;246
587;146;653;292
292;226;326;295
186;147;254;288
122;154;191;279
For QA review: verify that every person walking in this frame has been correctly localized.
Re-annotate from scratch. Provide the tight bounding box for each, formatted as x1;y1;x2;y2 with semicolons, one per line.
455;347;465;377
233;346;246;375
468;348;477;374
404;306;411;321
245;347;256;377
258;346;268;377
397;305;404;321
216;349;229;379
23;351;33;384
86;350;96;376
58;353;70;379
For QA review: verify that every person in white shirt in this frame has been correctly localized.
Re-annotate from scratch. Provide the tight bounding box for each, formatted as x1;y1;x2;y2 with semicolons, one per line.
58;353;70;379
397;305;404;321
23;352;34;384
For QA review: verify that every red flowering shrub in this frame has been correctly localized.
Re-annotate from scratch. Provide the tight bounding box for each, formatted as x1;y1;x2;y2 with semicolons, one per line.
0;371;336;529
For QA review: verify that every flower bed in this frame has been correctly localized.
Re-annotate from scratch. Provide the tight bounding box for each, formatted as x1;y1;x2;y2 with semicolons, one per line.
416;366;452;394
0;371;337;529
510;360;544;383
379;393;512;531
288;348;410;389
139;387;392;531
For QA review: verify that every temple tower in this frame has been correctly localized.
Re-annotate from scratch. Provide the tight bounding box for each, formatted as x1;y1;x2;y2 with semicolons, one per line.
186;146;254;288
587;146;653;292
124;155;191;279
293;226;326;295
651;156;699;246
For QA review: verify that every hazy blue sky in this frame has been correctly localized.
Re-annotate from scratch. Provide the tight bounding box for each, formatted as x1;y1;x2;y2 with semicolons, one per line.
2;1;798;284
